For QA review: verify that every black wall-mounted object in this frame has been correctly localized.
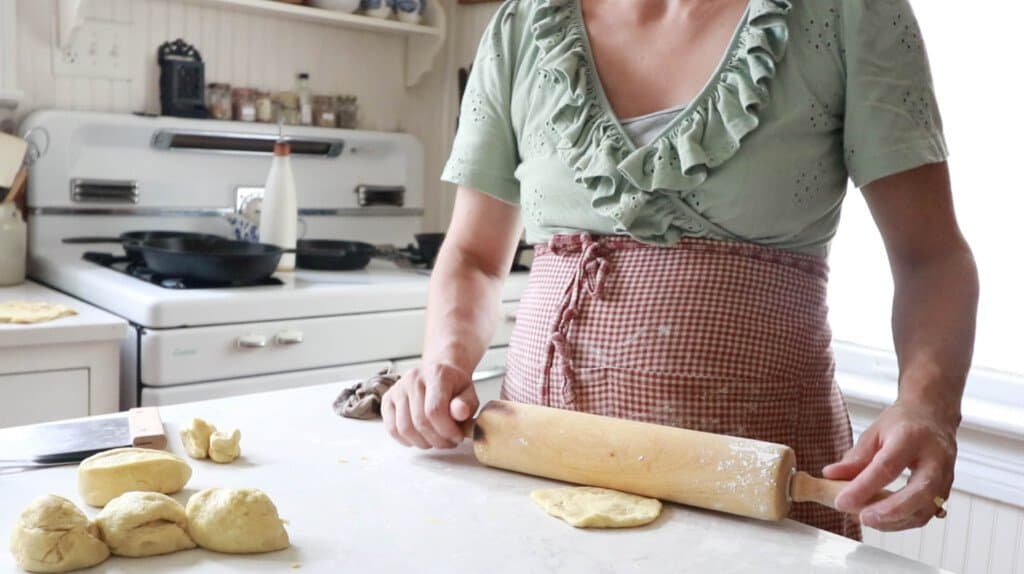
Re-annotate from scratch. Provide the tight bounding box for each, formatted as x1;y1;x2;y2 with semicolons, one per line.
158;39;208;119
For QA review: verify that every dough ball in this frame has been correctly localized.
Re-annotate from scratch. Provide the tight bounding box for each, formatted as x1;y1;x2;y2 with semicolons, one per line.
208;429;241;464
530;487;662;528
186;488;289;554
78;448;192;507
94;491;196;557
9;494;109;573
179;418;217;460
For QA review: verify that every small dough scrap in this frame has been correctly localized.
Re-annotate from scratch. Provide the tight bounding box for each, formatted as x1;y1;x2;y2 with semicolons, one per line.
0;301;77;324
186;488;289;554
94;491;196;557
530;487;662;528
9;494;110;573
208;429;241;464
179;418;217;460
78;448;192;507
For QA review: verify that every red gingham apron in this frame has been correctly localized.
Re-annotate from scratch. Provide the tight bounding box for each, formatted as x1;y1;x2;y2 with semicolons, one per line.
502;233;860;540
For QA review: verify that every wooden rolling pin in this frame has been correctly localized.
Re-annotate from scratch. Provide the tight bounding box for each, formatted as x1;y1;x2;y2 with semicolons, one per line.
461;400;896;521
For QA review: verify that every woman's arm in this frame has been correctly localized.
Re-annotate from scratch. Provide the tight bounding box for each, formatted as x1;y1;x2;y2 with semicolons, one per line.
823;161;979;530
382;186;522;449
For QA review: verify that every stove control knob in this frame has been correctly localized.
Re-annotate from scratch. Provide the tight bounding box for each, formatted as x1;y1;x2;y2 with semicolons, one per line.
236;334;268;349
275;330;304;345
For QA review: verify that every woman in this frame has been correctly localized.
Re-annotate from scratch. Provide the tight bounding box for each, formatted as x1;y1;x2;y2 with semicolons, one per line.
383;0;978;539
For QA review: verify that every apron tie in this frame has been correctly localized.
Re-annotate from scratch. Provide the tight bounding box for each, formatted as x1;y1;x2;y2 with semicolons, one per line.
545;234;610;406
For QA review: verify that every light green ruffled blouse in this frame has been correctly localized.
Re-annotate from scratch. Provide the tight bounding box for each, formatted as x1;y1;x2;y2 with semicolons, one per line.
441;0;948;257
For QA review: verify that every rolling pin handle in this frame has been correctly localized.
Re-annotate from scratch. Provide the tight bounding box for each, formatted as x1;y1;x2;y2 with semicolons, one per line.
790;471;894;516
459;418;476;440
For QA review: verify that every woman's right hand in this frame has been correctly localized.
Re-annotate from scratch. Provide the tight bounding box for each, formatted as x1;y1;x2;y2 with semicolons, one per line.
382;362;480;449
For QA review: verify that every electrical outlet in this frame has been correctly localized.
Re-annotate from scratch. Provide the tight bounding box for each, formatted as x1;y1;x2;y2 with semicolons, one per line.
52;20;134;80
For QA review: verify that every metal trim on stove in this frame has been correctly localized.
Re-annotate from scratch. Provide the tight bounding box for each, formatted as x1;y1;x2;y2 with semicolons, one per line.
151;129;346;158
29;206;426;217
70;179;139;204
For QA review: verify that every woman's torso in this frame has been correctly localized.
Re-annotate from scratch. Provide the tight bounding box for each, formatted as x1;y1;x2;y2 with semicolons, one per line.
445;0;944;257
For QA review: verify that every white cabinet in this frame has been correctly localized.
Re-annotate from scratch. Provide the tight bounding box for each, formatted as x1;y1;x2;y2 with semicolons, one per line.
0;281;127;428
0;369;89;427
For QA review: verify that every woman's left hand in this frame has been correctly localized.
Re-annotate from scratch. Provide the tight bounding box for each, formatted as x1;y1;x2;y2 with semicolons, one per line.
822;401;958;531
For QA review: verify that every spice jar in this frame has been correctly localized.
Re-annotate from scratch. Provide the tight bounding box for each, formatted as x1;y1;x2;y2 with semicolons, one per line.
272;91;300;125
313;95;336;128
255;90;273;123
232;88;257;122
206;83;232;120
335;95;359;129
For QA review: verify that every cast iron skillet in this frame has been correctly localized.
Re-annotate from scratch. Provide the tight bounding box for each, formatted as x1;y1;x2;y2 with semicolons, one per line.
295;239;377;271
63;231;228;262
136;236;283;284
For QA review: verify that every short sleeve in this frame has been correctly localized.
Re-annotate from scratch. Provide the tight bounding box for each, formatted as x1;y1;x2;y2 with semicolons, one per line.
841;0;948;188
441;2;521;204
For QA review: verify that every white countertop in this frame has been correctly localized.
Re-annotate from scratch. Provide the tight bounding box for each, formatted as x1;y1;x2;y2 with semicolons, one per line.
0;280;127;348
0;384;950;573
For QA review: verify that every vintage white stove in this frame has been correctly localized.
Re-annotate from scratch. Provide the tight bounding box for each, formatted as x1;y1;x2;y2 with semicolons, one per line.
22;111;525;409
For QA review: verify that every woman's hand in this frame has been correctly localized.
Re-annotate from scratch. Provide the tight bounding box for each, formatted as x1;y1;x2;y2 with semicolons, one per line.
382;362;479;450
822;401;958;531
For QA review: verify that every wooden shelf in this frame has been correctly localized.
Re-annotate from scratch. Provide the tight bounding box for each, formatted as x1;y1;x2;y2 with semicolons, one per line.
180;0;442;37
173;0;449;87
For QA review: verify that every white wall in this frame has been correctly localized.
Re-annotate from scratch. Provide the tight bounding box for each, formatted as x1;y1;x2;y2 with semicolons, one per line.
8;0;455;231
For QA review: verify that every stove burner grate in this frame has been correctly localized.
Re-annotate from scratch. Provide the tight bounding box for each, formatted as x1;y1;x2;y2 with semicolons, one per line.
83;252;284;289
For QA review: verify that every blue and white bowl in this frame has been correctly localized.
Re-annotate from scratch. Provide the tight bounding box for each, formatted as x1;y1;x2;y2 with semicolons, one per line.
393;0;425;24
360;0;393;19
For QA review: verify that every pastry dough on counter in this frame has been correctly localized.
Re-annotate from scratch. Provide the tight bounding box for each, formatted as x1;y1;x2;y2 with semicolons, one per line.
77;448;192;507
94;491;195;557
0;301;77;324
9;494;109;573
531;487;663;528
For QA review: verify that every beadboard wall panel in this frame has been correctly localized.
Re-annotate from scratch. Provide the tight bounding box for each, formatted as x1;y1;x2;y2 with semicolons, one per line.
14;0;452;229
432;0;499;231
860;492;1024;574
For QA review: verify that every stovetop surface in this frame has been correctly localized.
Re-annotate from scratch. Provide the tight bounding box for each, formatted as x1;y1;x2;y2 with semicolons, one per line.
30;247;530;329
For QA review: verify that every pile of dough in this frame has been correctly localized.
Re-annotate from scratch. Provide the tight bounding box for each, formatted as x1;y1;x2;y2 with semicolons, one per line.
530;487;663;528
9;494;109;573
0;301;77;324
78;448;192;507
186;488;289;554
94;492;195;557
208;429;241;463
179;418;241;463
179;418;216;459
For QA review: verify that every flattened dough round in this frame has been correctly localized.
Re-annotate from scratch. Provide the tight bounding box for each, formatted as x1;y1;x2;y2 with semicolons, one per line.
78;448;192;507
186;488;289;554
9;494;110;573
530;487;662;528
94;491;196;557
0;301;77;324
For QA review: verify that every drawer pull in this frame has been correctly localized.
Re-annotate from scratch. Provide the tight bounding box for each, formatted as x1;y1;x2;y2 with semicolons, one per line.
275;330;304;345
236;334;268;349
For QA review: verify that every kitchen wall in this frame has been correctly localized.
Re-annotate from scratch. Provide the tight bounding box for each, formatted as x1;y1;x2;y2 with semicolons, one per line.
10;0;455;231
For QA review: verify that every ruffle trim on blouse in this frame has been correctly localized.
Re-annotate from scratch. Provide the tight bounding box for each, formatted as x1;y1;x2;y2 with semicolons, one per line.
532;0;792;243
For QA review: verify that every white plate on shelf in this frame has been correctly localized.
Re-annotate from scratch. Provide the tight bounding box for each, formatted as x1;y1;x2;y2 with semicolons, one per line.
310;0;360;13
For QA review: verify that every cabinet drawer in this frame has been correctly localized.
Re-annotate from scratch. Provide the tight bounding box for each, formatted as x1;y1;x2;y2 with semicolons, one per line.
141;361;390;407
141;310;427;386
0;369;90;428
